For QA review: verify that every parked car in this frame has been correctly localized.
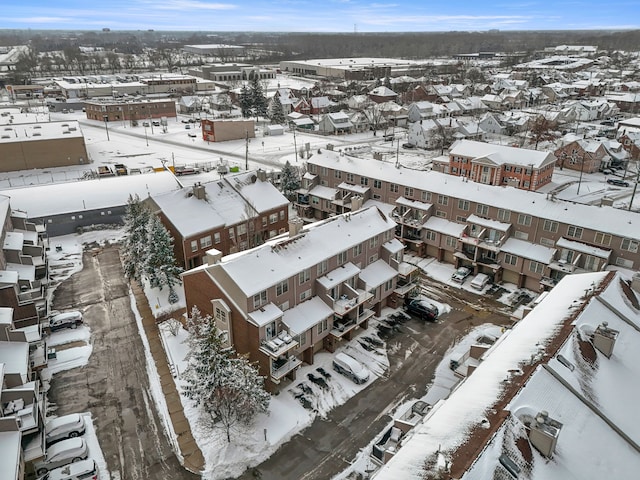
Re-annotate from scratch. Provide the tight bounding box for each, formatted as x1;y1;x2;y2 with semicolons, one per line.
333;352;370;384
403;298;439;321
33;438;89;476
49;311;83;331
46;414;86;446
607;178;630;187
470;273;490;291
451;266;472;284
402;143;416;149
37;459;98;480
188;131;197;138
185;124;191;129
601;168;612;175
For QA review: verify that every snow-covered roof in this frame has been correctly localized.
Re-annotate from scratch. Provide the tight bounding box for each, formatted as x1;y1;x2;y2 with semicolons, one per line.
466;214;511;232
375;271;614;480
382;238;404;255
423;217;466;237
307;151;639;241
0;431;21;480
0;120;83;143
359;259;397;288
204;206;395;297
500;238;556;263
0;307;13;326
450;140;555;168
3;231;23;251
396;196;432;211
556;237;611;259
282;297;334;335
317;262;360;290
0;270;18;286
0;341;29;380
337;182;369;195
308;185;337;200
247;303;283;327
6;263;35;283
1;171;181;218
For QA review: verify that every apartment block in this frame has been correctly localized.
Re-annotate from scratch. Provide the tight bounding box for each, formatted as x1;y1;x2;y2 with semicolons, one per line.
85;98;177;123
297;150;639;291
182;207;419;391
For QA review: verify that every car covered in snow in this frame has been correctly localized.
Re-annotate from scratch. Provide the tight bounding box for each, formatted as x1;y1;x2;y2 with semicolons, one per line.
36;459;98;480
333;352;370;384
45;413;86;446
451;266;472;284
34;438;88;476
470;273;490;291
49;311;83;331
403;298;439;321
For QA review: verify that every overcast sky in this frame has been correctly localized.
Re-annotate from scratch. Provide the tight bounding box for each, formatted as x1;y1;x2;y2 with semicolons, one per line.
3;0;639;32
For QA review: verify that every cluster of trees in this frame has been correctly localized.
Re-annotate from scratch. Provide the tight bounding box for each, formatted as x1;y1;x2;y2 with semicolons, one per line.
239;75;268;120
122;195;183;303
182;306;270;442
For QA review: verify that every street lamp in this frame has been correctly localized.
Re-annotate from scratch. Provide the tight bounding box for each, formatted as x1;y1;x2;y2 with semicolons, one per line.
103;115;110;141
144;123;149;146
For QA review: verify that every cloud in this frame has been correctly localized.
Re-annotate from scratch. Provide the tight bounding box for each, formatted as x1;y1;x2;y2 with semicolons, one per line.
6;16;71;24
149;0;237;10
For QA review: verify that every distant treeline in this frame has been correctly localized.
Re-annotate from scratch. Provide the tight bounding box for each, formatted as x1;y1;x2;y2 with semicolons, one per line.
1;29;639;59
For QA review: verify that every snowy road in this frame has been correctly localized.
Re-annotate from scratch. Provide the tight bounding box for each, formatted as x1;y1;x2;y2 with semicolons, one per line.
47;246;198;480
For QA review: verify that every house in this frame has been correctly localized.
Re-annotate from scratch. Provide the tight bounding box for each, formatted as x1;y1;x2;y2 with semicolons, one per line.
618;130;640;160
309;96;336;115
286;112;315;131
478;112;505;135
448;140;556;191
406;102;435;123
406;120;440;149
374;270;640;480
369;86;398;104
318;112;353;135
178;95;202;114
181;207;419;392
147;170;289;269
554;139;608;173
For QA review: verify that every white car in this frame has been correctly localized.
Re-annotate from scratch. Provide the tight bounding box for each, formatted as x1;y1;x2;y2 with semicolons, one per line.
451;266;472;284
49;311;83;331
333;352;370;384
34;438;88;476
37;459;98;480
470;273;490;291
46;413;86;446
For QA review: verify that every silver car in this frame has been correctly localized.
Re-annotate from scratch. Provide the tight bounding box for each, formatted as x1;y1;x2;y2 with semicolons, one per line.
34;438;88;476
45;414;86;446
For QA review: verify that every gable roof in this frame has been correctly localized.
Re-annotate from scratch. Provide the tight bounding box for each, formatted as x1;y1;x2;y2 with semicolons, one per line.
450;140;555;168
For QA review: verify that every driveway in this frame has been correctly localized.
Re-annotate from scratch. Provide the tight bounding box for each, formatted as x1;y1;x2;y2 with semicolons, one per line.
47;246;199;480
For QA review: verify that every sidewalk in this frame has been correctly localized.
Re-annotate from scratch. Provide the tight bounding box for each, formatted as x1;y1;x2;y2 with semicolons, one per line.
131;281;205;475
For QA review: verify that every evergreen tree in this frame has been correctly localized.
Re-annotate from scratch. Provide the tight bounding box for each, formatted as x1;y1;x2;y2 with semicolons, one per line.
122;195;150;283
269;94;286;125
239;84;252;118
250;76;268;120
182;306;270;443
280;161;300;200
144;215;183;291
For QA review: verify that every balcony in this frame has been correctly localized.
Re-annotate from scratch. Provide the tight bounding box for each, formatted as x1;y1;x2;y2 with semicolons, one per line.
259;331;299;359
271;355;302;381
540;276;559;288
330;318;357;338
334;289;373;317
548;259;577;274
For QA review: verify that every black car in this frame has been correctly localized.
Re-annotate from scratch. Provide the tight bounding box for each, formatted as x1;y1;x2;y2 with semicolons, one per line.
403;298;439;321
607;178;630;187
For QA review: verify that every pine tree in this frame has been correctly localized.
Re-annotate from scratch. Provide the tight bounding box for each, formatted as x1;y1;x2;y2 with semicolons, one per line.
144;215;183;290
250;76;268;121
280;161;300;200
239;84;252;118
122;195;150;283
269;94;286;125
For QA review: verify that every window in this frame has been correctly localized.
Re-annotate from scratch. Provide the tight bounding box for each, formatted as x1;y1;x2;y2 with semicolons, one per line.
262;217;267;227
425;231;437;241
312;196;319;205
390;184;399;193
279;210;285;221
543;220;558;233
621;238;639;253
266;321;276;340
253;290;267;308
200;235;212;248
299;289;311;301
404;187;414;197
497;208;511;222
504;253;517;265
346;173;355;182
456;215;467;222
317;260;328;275
529;261;544;274
353;243;363;256
437;195;449;206
335;170;342;179
594;232;612;246
299;269;310;285
476;204;489;216
228;228;235;239
540;237;554;247
369;254;378;264
276;280;289;296
584;255;598;271
317;318;328;335
237;224;247;235
373;179;382;189
458;199;470;211
514;231;529;240
436;210;447;218
337;250;348;265
517;214;532;226
421;191;431;202
615;257;634;268
370;236;378;248
567;225;583;239
214;232;221;244
191;240;198;252
269;213;278;224
360;176;369;186
295;332;307;346
214;306;227;324
384;279;394;291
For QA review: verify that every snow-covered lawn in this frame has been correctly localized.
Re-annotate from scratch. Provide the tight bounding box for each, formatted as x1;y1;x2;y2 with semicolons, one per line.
140;275;186;319
158;320;390;480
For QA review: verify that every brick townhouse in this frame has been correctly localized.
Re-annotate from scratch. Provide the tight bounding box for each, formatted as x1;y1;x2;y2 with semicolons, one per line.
296;149;640;291
182;207;419;392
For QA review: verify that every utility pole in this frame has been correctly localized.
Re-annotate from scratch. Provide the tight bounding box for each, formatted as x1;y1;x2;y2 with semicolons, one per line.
245;130;249;171
628;164;640;211
293;126;298;163
103;115;110;141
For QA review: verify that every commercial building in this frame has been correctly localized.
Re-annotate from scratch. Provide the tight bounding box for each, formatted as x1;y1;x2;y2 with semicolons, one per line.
200;119;255;142
84;98;177;123
279;57;434;81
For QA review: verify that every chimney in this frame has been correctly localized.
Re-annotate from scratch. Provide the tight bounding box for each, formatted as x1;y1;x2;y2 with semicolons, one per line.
631;273;640;293
256;169;267;182
288;217;304;237
528;411;562;458
204;248;223;265
350;195;363;212
592;321;619;358
192;182;206;200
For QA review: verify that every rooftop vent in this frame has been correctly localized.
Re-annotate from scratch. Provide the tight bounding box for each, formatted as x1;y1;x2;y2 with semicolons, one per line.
529;410;562;458
288;217;304;238
192;182;206;200
592;321;619;358
204;248;223;265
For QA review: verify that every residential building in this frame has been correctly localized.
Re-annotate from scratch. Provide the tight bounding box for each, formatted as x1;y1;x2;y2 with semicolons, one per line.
554;139;608;173
373;270;640;480
448;140;556;191
181;206;418;391
299;149;640;291
148;170;290;269
318;112;353;135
